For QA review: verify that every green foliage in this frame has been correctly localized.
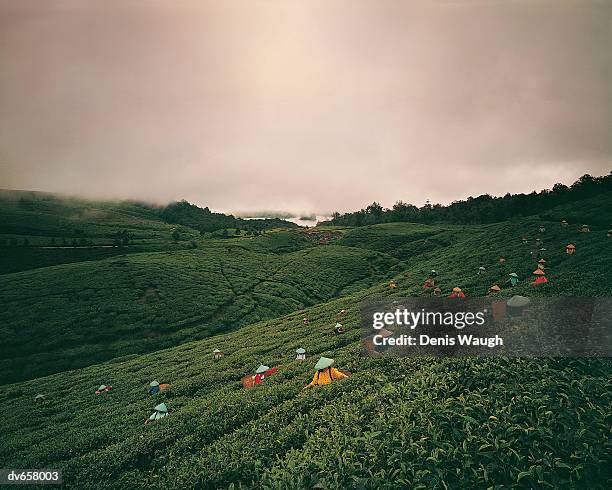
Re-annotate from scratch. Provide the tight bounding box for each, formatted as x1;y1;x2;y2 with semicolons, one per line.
0;304;609;488
0;191;201;274
0;191;610;488
325;173;612;227
0;240;403;383
160;199;298;233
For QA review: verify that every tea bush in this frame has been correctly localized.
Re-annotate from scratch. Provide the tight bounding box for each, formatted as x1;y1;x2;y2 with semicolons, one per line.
0;205;610;487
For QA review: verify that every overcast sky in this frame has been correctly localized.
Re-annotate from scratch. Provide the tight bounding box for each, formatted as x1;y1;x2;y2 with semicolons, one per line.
0;0;610;215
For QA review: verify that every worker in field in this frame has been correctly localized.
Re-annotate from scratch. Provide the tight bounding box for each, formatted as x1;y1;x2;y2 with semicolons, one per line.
333;322;346;335
488;284;501;295
580;224;590;232
433;287;442;297
561;220;568;227
34;394;46;403
213;348;224;360
148;381;170;395
499;257;506;265
608;230;612;238
538;258;546;270
531;269;548;285
254;364;278;385
305;357;348;387
303;316;309;326
478;266;486;275
449;287;465;299
430;270;439;277
566;244;576;255
539;226;546;233
509;272;519;286
521;237;528;244
144;402;171;425
295;348;306;361
389;280;397;289
422;277;435;289
95;384;112;394
339;309;347;316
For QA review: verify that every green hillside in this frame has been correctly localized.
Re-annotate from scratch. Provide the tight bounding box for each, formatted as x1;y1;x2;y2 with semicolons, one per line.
0;190;300;275
0;235;406;383
0;190;199;274
1;204;610;488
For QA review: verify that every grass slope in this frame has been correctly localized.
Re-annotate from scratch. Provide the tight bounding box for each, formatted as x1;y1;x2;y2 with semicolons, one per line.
1;214;610;488
0;190;201;274
1;238;405;383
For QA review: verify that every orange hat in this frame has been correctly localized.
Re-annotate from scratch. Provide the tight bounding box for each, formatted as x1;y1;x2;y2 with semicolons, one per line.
532;269;545;275
538;259;546;263
566;244;575;249
489;285;501;292
452;287;462;293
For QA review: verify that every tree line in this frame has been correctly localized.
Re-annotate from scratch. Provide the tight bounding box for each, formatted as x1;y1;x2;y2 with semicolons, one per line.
159;200;298;233
322;173;612;227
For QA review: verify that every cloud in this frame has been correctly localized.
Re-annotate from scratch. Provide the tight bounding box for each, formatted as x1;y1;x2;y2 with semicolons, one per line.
0;0;610;214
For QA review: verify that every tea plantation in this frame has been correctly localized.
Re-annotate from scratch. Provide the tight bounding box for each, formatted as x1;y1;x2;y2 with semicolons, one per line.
1;196;611;488
1;242;407;383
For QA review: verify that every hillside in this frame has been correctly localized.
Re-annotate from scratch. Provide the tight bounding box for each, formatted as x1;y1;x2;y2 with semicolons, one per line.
0;190;298;275
323;173;612;227
1;208;611;488
2;196;611;384
0;191;196;274
0;230;407;384
160;199;299;233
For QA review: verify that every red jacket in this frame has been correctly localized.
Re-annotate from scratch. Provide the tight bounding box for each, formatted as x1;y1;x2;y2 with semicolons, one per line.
531;276;548;285
254;367;279;385
449;292;465;299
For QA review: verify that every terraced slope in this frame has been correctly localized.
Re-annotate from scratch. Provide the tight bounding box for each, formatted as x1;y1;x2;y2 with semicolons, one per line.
0;241;405;383
0;191;199;274
1;217;610;488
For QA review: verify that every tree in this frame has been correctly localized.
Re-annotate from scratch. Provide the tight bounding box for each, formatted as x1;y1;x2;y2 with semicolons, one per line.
366;202;384;216
322;173;612;227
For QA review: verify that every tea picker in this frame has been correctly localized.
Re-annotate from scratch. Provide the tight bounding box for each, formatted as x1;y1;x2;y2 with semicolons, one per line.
508;272;519;286
305;357;349;387
295;348;306;361
531;269;548;285
95;384;112;394
148;380;170;395
145;402;170;425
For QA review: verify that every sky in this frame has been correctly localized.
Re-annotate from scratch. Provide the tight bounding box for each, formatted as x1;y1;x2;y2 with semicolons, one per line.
0;0;610;215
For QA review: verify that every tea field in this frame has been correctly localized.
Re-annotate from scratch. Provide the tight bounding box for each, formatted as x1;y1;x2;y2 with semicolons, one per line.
0;287;609;488
0;239;406;383
1;200;611;488
0;190;200;274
